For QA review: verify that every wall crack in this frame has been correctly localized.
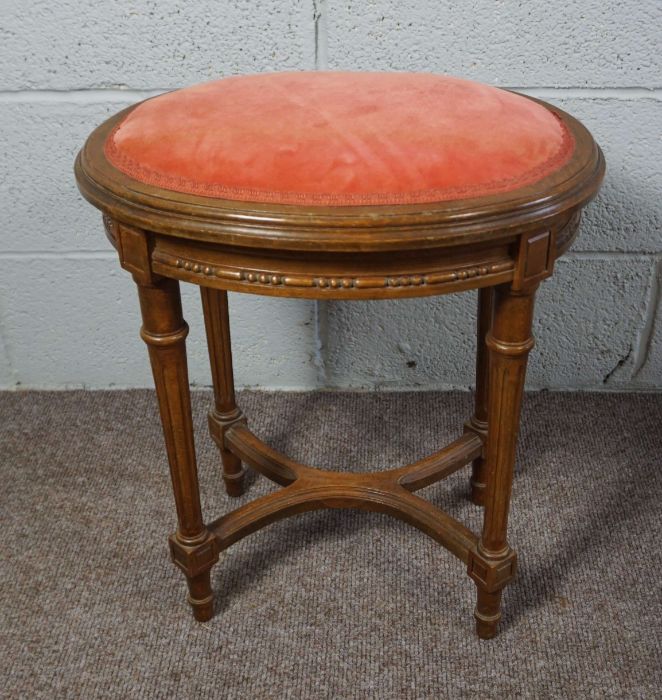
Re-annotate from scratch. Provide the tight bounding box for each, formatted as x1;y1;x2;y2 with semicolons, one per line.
602;345;633;385
632;257;662;378
312;0;328;69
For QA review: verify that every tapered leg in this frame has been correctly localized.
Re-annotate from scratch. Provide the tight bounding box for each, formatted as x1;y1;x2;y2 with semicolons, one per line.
469;283;537;639
468;287;494;505
138;278;218;621
201;287;246;497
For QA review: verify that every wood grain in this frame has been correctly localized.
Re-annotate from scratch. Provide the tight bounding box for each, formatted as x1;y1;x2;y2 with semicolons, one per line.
74;86;604;638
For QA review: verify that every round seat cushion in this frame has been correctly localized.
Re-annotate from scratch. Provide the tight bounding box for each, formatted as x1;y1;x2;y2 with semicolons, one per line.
105;71;574;207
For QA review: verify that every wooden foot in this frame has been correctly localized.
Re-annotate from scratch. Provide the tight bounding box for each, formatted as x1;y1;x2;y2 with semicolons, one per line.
220;455;246;498
187;571;215;621
201;287;247;498
474;589;502;639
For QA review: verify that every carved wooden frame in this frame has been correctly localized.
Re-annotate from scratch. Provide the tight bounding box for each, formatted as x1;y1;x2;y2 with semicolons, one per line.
76;95;604;639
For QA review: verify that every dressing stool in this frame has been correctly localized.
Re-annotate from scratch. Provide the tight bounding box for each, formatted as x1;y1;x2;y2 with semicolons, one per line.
75;71;604;638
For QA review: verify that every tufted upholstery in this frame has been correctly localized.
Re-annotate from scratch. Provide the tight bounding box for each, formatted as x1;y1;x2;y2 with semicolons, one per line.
104;71;574;207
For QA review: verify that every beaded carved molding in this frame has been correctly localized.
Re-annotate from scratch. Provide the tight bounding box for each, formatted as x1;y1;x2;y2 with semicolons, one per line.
151;249;514;291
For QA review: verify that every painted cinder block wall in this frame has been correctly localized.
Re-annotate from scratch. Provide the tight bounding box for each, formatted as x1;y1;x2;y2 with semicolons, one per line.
0;1;660;391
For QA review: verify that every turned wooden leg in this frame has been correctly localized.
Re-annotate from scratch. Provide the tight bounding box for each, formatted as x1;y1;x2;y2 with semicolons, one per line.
138;278;218;621
468;286;494;505
201;287;247;497
468;283;536;639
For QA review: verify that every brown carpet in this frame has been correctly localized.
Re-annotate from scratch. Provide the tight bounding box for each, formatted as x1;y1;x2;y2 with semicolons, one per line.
1;389;661;699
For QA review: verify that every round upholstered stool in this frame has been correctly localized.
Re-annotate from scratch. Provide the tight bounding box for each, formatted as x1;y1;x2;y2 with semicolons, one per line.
75;71;604;639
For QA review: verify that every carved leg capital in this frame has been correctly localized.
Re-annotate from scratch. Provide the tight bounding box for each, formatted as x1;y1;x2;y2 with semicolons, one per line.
464;415;488;439
169;531;220;621
169;531;219;577
208;408;248;497
468;546;517;593
208;406;246;447
468;547;517;639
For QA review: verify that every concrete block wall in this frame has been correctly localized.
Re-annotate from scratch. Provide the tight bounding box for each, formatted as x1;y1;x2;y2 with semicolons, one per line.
1;1;660;390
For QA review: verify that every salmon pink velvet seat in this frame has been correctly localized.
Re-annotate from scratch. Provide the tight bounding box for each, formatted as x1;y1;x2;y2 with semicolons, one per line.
104;71;574;207
75;70;604;641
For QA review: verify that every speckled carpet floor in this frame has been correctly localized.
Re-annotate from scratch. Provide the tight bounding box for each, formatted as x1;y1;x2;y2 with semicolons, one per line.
1;389;661;699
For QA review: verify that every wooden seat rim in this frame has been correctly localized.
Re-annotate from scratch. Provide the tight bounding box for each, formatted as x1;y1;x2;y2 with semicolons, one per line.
74;95;605;254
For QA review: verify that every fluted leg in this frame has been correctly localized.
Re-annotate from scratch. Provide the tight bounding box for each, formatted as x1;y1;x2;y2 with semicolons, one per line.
468;286;494;505
468;283;536;639
201;287;246;497
138;278;218;621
